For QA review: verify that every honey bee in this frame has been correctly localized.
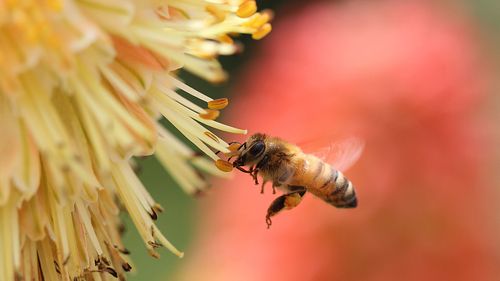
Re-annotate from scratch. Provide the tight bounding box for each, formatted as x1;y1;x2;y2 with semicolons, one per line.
226;133;363;228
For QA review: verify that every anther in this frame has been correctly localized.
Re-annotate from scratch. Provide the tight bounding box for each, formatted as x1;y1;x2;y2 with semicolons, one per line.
119;248;131;255
205;5;226;23
208;98;229;110
237;1;257;18
249;11;273;29
218;34;234;44
149;209;158;220
101;256;111;266
152;203;164;213
252;23;272;40
215;159;233;172
199;109;220;120
122;263;132;272
204;131;219;142
104;267;118;278
148;249;160;259
148;241;162;248
54;261;61;274
225;142;242;156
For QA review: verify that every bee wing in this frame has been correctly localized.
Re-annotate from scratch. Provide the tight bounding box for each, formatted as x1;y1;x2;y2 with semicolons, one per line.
301;137;364;172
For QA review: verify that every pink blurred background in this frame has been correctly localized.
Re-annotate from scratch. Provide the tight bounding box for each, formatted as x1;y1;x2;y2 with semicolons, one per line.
174;1;500;280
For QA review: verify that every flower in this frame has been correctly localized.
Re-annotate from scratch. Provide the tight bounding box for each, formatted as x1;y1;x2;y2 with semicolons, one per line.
0;0;271;280
175;1;498;281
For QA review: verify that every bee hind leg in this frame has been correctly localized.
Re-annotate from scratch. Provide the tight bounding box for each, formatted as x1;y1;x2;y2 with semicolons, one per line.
265;187;306;228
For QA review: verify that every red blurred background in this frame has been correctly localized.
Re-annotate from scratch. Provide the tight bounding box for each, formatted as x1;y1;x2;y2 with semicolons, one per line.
174;1;500;280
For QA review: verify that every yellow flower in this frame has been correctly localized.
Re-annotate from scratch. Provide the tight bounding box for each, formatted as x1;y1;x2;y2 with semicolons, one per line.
0;0;271;280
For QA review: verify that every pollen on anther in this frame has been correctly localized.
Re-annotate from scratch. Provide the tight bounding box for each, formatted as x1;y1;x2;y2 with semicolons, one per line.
215;159;233;172
199;109;220;120
204;131;220;143
225;142;241;157
218;34;234;44
237;1;257;18
208;98;229;110
251;11;273;29
252;23;272;40
228;142;241;153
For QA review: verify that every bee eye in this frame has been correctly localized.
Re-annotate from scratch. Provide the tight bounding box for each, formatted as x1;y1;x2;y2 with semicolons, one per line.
249;141;265;156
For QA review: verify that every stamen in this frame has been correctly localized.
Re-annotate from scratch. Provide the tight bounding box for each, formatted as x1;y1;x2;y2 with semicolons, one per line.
218;34;234;44
249;11;273;29
205;5;226;23
151;225;184;258
237;1;257;18
199;109;220;120
252;23;272;40
228;142;242;153
152;204;164;213
75;201;103;256
204;131;220;143
208;98;229;110
215;159;233;172
122;263;132;271
100;65;140;102
169;77;213;102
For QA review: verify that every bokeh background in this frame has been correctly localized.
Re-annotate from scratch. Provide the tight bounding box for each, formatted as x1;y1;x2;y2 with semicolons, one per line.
124;0;500;280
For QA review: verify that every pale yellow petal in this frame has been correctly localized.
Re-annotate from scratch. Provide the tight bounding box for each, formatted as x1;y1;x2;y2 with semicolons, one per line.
0;96;21;205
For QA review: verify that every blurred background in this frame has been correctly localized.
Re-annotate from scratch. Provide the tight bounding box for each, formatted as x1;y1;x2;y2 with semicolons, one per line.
124;0;500;280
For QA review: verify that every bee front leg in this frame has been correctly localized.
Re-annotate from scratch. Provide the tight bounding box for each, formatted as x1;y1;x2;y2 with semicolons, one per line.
252;169;259;185
253;154;270;186
265;187;306;228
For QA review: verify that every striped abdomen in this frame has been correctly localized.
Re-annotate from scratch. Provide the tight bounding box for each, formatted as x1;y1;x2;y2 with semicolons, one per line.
295;154;357;208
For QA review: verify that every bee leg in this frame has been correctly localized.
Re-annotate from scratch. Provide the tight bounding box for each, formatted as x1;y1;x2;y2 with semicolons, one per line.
252;170;259;185
260;181;267;194
265;187;306;228
253;154;270;186
249;166;259;185
260;182;277;194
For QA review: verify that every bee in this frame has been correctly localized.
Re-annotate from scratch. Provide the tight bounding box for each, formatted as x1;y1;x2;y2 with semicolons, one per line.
226;133;363;228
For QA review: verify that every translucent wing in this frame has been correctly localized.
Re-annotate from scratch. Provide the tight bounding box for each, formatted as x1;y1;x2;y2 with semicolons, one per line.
300;136;364;172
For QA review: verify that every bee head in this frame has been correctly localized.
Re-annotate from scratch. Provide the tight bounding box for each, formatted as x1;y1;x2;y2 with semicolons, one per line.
233;133;267;167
